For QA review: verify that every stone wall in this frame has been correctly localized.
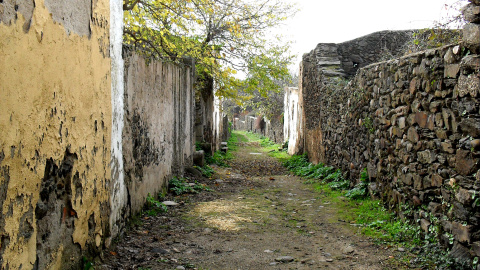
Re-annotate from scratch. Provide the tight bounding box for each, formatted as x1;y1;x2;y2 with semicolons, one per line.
121;52;195;230
308;30;413;78
299;1;480;263
0;0;113;268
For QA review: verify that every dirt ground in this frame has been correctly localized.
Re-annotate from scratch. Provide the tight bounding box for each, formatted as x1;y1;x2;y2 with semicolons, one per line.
97;135;410;270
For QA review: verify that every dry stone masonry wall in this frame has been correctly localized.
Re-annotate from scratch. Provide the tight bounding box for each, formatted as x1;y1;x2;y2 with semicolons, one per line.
300;0;480;263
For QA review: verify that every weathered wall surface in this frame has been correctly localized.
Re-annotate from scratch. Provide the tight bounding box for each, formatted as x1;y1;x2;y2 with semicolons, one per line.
309;30;413;78
0;0;112;268
122;52;195;220
284;87;303;155
234;114;283;144
300;2;480;262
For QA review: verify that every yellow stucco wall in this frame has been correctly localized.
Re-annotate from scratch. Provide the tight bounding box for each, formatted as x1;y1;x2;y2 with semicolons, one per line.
0;0;111;268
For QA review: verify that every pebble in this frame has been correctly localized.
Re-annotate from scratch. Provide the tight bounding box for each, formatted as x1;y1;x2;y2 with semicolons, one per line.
151;247;169;254
343;245;355;254
275;256;295;262
162;201;179;206
264;249;274;253
398;247;405;252
176;266;185;270
326;259;334;262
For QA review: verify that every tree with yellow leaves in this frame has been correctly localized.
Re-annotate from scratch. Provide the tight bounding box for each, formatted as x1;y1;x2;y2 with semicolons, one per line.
123;0;296;98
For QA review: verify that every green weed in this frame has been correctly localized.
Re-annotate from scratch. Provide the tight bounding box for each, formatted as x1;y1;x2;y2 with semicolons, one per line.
194;165;215;178
168;176;211;195
144;193;168;216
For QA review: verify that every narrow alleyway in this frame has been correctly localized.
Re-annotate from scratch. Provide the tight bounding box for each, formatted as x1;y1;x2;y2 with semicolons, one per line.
98;132;406;270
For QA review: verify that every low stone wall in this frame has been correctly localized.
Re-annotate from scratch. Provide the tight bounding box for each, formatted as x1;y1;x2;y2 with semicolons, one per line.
307;30;413;78
300;2;480;261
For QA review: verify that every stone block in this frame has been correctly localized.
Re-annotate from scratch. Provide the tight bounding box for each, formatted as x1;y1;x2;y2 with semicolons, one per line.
435;113;444;128
409;78;419;95
462;3;480;23
460;55;480;72
449;242;473;266
420;218;431;233
444;47;461;64
415;112;428;128
427;114;435;130
458;74;480;97
455;149;479;176
435;127;448;140
455;188;474;204
431;174;443;187
418;150;436;164
428;202;442;215
407;127;420;143
391;126;403;137
471;139;480;150
452;221;472;243
193;150;205;167
463;23;480;53
473;242;480;257
459;118;480;137
444;64;460;78
422;176;432;189
440;141;455;154
398;117;406;129
414;174;423;190
402;173;413;185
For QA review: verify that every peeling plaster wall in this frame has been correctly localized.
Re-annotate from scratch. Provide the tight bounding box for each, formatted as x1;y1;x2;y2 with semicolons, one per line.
122;52;195;219
0;0;112;268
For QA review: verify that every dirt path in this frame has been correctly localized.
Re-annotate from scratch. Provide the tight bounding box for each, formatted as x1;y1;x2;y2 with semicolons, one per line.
98;134;407;270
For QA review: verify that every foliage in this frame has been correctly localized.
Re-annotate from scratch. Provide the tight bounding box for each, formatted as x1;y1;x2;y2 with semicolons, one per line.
238;71;298;121
123;0;297;99
168;176;211;195
205;151;230;167
145;193;168;216
345;168;369;199
259;136;275;147
362;117;374;134
82;257;94;270
194;164;215;178
403;0;466;55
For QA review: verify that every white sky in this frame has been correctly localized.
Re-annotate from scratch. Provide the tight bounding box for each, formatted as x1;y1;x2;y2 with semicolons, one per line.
273;0;467;70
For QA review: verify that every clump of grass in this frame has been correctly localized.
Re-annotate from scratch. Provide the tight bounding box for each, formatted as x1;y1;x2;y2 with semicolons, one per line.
194;165;215;178
144;193;168;216
168;176;211;195
282;154;476;269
